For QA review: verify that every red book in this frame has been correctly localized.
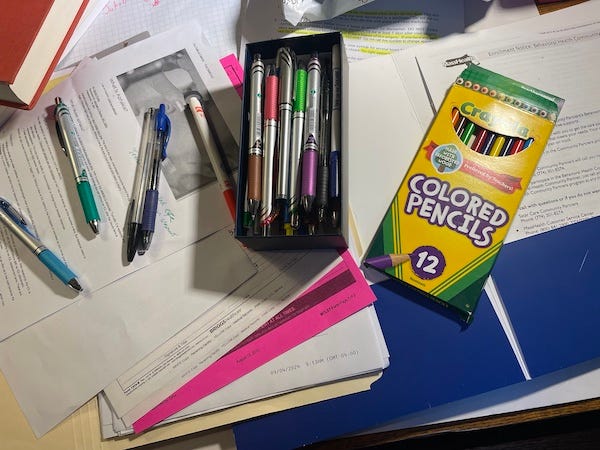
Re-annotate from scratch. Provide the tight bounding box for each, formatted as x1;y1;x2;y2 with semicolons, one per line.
0;0;89;110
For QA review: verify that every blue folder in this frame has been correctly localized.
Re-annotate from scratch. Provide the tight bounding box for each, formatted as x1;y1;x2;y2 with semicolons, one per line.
490;215;600;378
233;278;523;450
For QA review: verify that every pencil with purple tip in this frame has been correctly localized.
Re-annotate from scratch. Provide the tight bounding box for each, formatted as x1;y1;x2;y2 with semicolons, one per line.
364;253;411;270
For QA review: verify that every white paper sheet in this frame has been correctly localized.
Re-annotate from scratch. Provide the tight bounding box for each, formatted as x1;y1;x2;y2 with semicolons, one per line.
464;0;539;33
60;0;109;60
103;248;340;425
59;0;241;69
0;22;240;341
101;305;388;437
0;228;256;437
239;0;465;62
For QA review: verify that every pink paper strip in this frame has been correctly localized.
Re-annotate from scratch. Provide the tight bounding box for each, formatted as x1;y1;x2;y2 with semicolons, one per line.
220;54;244;99
133;250;375;433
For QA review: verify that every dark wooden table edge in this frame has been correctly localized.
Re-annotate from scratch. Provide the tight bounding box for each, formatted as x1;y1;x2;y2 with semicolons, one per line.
307;397;600;448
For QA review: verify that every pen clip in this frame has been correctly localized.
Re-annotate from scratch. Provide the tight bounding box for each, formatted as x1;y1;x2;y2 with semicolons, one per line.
55;122;68;156
0;197;29;231
156;104;171;160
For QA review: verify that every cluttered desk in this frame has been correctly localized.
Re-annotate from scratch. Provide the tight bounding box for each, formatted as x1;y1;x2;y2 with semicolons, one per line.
1;1;599;449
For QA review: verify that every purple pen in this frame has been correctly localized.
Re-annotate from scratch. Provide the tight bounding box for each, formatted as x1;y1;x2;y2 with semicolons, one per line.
300;53;321;216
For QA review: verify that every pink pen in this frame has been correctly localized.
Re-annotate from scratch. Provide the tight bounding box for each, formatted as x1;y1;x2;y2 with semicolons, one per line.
258;65;279;235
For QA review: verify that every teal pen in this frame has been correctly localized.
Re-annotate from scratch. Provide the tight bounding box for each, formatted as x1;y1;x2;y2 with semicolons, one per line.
54;97;101;234
0;197;82;292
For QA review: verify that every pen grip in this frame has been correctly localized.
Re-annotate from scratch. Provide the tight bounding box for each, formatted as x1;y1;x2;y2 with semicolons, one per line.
38;249;77;285
329;150;340;199
77;178;100;222
301;150;318;197
316;164;329;209
247;154;262;201
141;189;158;233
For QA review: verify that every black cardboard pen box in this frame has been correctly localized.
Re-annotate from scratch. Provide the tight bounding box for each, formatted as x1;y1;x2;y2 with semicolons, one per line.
235;32;348;250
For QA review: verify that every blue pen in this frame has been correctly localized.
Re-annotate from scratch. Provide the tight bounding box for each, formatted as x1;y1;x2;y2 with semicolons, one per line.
139;104;170;254
329;44;341;228
0;197;82;292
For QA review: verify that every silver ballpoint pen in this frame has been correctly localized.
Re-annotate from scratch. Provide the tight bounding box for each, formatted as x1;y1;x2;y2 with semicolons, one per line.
126;108;155;262
275;47;296;223
0;197;82;292
247;54;265;228
54;97;100;234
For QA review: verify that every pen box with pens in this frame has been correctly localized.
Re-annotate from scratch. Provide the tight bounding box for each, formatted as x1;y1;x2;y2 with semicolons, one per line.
235;32;348;250
365;64;564;323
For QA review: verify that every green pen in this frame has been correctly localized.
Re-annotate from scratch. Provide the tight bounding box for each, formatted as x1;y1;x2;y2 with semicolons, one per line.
54;97;100;234
287;62;308;232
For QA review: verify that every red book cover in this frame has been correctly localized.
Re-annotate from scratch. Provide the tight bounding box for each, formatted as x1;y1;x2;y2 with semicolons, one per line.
0;0;89;110
0;2;55;84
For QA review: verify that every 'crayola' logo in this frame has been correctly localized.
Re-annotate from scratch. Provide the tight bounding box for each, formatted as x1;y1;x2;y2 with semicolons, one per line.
460;102;529;138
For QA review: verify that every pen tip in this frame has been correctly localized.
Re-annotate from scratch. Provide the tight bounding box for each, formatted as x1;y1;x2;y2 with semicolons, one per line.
68;279;83;292
318;206;326;224
331;209;339;228
55;97;62;105
89;220;99;235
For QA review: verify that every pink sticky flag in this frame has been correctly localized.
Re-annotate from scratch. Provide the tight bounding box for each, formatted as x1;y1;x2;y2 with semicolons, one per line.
220;54;244;99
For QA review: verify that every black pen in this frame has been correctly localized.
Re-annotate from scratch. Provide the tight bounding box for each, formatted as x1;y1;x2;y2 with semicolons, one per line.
316;68;331;225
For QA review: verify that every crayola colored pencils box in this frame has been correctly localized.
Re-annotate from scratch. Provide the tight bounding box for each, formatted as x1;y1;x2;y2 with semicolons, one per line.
365;64;564;323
